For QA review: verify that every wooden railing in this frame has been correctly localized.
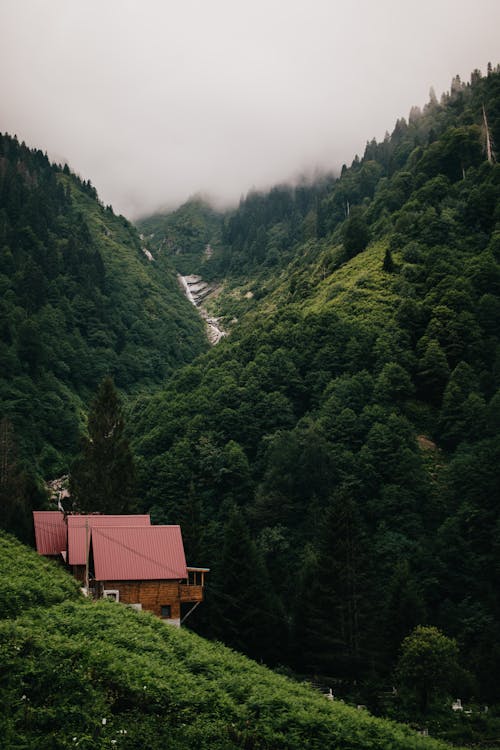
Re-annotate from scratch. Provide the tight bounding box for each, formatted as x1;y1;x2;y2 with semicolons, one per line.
186;567;209;587
180;583;204;602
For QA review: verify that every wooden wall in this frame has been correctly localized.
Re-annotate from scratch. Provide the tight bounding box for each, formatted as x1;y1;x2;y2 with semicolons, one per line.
101;580;203;620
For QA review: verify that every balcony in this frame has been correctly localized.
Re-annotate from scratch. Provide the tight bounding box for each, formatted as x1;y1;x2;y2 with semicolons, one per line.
180;566;209;603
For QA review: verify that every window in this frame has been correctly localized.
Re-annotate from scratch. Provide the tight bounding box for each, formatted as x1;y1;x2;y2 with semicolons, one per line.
103;589;119;602
161;604;172;619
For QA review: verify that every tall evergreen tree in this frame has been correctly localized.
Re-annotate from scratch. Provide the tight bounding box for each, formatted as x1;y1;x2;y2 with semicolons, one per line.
342;208;370;258
295;487;371;681
0;417;29;537
383;560;426;665
382;246;395;272
70;377;136;514
210;509;284;664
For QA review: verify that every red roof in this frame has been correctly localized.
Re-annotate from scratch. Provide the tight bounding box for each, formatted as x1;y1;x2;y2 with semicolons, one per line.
33;511;67;556
91;525;187;581
67;514;150;566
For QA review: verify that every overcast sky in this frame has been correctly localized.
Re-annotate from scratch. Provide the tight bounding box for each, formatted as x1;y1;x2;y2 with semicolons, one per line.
1;1;499;219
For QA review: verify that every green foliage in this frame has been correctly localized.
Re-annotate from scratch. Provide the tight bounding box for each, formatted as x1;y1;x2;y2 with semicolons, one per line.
0;531;80;618
396;626;461;714
3;66;500;743
0;536;456;750
342;208;370;258
295;488;371;681
136;198;223;277
129;69;500;723
382;246;395;272
0;133;206;482
210;509;283;663
70;377;136;513
0;418;29;538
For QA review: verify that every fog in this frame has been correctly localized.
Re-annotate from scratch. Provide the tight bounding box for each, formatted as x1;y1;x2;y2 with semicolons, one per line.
1;0;499;219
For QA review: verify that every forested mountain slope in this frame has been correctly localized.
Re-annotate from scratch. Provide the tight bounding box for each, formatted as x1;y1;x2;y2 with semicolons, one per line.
0;134;206;480
0;530;456;750
137;197;224;278
130;67;500;713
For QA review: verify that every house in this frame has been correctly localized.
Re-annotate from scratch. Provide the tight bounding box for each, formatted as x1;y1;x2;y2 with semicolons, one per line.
91;525;208;625
66;513;150;582
33;510;67;557
32;511;208;626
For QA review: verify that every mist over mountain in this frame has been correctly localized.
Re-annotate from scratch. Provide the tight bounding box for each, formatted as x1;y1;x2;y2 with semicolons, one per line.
1;9;500;742
1;1;500;217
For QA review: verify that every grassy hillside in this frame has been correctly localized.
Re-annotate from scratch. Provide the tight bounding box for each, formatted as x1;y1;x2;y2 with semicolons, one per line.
0;531;455;750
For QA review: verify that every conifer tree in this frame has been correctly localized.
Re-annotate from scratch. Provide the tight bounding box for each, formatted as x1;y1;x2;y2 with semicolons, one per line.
295;487;370;680
210;509;283;664
382;246;394;272
342;208;370;258
0;417;28;537
70;377;136;514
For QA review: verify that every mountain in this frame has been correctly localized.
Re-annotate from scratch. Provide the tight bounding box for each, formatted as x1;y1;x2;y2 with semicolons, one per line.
0;530;455;750
1;64;500;743
0;133;207;481
129;66;500;712
136;197;224;278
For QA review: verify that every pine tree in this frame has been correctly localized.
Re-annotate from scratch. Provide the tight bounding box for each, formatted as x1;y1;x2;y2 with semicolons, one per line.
70;377;136;513
0;417;28;536
416;339;450;404
342;209;370;259
295;487;370;680
384;560;426;665
382;246;394;273
177;481;204;564
210;509;284;663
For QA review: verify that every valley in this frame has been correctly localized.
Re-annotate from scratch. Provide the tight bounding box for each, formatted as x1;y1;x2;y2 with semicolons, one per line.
1;64;500;749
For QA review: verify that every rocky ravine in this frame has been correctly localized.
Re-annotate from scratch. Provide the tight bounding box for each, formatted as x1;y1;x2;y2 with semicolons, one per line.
178;275;226;345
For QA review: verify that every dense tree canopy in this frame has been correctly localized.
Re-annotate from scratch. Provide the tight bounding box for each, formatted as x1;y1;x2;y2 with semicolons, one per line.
2;65;500;744
70;377;136;514
130;68;500;718
0;133;205;476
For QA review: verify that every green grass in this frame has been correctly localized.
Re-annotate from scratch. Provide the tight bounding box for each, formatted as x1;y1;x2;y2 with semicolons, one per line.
300;240;401;325
0;531;459;749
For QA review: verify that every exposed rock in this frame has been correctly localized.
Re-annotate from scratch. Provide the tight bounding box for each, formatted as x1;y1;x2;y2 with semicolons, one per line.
178;275;226;345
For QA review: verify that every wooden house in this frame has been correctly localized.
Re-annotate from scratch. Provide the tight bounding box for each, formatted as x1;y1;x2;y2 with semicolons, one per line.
32;511;208;626
66;513;150;582
33;510;67;557
90;525;208;625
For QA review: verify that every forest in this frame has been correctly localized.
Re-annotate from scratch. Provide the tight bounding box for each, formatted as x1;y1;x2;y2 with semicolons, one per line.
134;66;500;725
0;134;206;535
1;65;500;745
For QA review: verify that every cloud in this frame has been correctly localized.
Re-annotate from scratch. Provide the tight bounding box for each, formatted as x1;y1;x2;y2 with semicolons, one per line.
1;0;499;218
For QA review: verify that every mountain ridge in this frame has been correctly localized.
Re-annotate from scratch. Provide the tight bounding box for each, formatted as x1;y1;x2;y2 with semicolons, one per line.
128;67;500;714
0;133;207;482
1;65;500;744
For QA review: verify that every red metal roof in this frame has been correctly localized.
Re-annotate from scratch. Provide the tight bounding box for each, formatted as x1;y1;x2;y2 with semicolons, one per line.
91;525;187;582
67;514;150;566
33;511;67;556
